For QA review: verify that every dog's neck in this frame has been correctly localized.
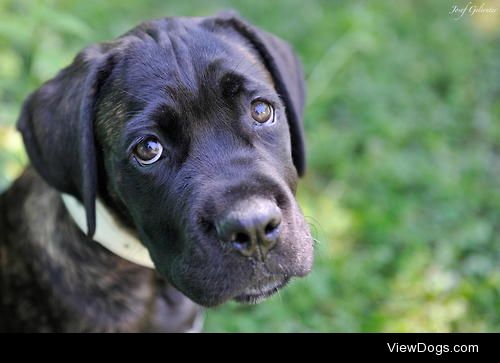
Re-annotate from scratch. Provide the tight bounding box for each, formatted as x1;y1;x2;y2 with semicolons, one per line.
61;194;155;269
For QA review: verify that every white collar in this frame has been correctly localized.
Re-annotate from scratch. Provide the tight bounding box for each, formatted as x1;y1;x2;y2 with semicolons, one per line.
61;194;155;269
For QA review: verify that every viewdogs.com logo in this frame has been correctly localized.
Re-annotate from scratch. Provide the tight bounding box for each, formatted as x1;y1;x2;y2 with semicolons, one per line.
387;343;479;355
449;2;498;19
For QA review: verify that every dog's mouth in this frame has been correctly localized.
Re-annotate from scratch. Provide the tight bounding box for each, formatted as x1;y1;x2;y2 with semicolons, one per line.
233;276;290;304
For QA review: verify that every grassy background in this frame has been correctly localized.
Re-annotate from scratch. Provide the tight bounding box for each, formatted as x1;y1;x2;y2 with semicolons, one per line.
1;0;499;332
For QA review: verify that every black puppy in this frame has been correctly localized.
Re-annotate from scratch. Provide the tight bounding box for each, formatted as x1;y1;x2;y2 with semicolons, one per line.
0;13;313;332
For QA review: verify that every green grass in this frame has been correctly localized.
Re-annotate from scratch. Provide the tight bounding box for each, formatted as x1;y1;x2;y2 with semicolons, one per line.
1;0;499;332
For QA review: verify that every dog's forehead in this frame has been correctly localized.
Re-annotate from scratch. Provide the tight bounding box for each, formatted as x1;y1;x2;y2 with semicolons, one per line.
119;18;270;100
96;18;274;147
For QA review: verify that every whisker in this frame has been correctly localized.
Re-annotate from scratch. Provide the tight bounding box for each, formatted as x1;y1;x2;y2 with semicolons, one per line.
304;215;325;236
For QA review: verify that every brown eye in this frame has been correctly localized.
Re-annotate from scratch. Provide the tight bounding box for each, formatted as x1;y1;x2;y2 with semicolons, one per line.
251;100;274;124
134;137;163;165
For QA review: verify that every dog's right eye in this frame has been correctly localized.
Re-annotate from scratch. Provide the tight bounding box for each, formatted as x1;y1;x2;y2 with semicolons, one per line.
133;137;163;165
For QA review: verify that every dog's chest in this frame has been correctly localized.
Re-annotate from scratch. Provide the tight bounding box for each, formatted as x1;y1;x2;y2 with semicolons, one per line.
0;169;201;332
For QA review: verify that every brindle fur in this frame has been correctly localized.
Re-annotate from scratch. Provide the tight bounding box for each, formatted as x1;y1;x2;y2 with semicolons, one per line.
0;168;200;332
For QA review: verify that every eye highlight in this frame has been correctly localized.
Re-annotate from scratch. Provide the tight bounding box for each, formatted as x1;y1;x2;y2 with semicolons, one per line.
251;100;274;124
133;137;163;165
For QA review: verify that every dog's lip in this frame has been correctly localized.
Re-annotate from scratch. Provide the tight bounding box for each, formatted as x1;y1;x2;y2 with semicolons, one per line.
233;276;290;304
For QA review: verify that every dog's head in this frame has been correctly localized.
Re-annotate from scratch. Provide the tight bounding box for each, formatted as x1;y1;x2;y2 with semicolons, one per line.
17;13;313;306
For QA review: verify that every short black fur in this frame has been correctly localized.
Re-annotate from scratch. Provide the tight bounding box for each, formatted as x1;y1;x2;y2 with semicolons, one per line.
0;13;313;332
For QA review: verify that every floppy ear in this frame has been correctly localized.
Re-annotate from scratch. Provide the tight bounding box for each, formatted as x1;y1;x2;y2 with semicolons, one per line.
212;13;307;176
17;44;116;237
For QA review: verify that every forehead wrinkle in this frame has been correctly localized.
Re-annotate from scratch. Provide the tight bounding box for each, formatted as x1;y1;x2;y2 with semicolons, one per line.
216;33;273;86
158;26;222;116
170;32;198;92
170;60;224;118
124;96;174;132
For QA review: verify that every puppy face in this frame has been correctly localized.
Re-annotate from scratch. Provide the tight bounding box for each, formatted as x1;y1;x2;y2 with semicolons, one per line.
18;15;313;306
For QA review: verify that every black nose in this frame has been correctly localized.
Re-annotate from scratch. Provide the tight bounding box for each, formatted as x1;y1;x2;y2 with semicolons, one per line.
216;199;282;260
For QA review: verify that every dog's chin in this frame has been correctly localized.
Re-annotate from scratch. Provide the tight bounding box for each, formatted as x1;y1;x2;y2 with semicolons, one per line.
172;274;292;308
233;276;290;305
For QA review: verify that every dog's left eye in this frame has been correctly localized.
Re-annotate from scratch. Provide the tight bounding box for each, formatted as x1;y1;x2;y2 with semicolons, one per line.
251;100;274;124
133;137;163;165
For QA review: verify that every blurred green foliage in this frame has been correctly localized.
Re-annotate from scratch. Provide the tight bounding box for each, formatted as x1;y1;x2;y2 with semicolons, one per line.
0;0;499;332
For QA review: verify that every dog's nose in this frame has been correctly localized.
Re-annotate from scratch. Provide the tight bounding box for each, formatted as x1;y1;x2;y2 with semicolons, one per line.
216;199;281;259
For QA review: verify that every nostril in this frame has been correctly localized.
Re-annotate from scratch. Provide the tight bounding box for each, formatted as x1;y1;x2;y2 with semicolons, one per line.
264;214;281;237
264;220;279;236
229;232;254;255
233;232;251;245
